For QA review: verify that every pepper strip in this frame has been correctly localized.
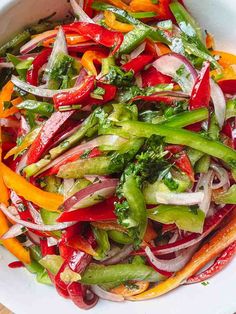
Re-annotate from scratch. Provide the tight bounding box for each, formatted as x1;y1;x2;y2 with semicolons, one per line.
117;120;236;168
81;51;107;76
187;241;236;284
127;208;236;300
0;162;63;212
0;81;19;118
63;22;124;55
104;11;134;33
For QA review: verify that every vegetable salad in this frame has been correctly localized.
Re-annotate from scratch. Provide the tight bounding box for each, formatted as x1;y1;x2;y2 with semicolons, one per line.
1;0;236;309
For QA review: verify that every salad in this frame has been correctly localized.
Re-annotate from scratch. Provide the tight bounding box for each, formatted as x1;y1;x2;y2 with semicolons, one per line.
0;0;236;309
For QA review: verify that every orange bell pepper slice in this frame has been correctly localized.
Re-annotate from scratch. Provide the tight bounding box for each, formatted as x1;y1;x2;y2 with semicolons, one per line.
205;32;215;50
81;50;107;76
0;162;63;212
0;81;19;118
0;127;30;264
127;207;236;301
129;0;158;13
0;211;31;264
11;96;23;107
103;0;131;11
4;126;41;160
67;235;98;257
211;51;236;81
43;34;89;47
143;221;157;243
104;11;134;33
111;281;149;297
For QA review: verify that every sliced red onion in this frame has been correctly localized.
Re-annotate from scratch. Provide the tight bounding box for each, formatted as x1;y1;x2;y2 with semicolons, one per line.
84;175;110;183
155;191;204;205
91;285;124;302
130;42;146;59
20;30;58;54
93;12;104;23
70;0;94;23
152;53;197;94
43;27;68;85
145;245;197;272
63;178;118;211
0;204;75;231
27;202;43;225
210;163;230;190
210;79;226;128
103;245;133;265
135;74;143;88
75;68;88;86
11;75;85;98
195;170;214;214
1;223;25;240
64;179;75;197
0;62;14;68
27;231;41;245
47;237;58;247
0;118;20;128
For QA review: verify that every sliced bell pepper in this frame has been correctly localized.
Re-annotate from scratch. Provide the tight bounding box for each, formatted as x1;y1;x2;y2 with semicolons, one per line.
129;0;173;21
0;127;9;205
83;0;94;17
174;151;195;182
145;40;171;57
211;50;236;68
189;62;210;110
205;32;215;50
82;82;117;107
27;111;75;164
43;34;89;47
26;49;51;86
53;76;95;109
187;241;236;284
80;263;164;284
121;54;154;74
57;197;117;222
4;126;41;160
127;208;236;300
214;184;236;204
0;162;63;211
117;120;236;169
81;50;107;76
67;235;98;257
218;80;236;95
0;81;19;118
63;22;124;55
141;66;172;87
148;205;205;233
110;281;149;297
104;11;134;33
123;175;147;240
0;211;31;264
103;0;131;12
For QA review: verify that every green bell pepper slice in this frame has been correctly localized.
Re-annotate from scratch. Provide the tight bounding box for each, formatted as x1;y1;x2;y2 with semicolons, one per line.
214;185;236;204
18;100;54;117
148;205;205;233
93;227;110;260
80;263;165;284
108;230;133;244
117;121;236;169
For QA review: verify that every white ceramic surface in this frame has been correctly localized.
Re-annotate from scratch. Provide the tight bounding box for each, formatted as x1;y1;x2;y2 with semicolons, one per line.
0;1;236;313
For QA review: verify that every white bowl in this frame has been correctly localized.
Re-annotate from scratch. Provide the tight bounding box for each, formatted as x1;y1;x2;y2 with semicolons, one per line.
0;1;236;313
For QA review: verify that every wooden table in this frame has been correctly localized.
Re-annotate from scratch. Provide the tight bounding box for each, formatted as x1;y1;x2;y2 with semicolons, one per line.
0;304;11;314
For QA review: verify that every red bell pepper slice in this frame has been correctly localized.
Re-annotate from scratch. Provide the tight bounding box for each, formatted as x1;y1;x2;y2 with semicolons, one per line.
83;0;94;17
218;80;236;94
63;22;124;55
43;147;102;176
27;110;75;164
174;151;195;182
82;82;117;109
26;49;52;86
165;145;184;155
141;66;172;87
121;54;154;74
187;241;236;284
57;197;117;223
68;282;98;309
53;76;95;109
189;62;210;110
